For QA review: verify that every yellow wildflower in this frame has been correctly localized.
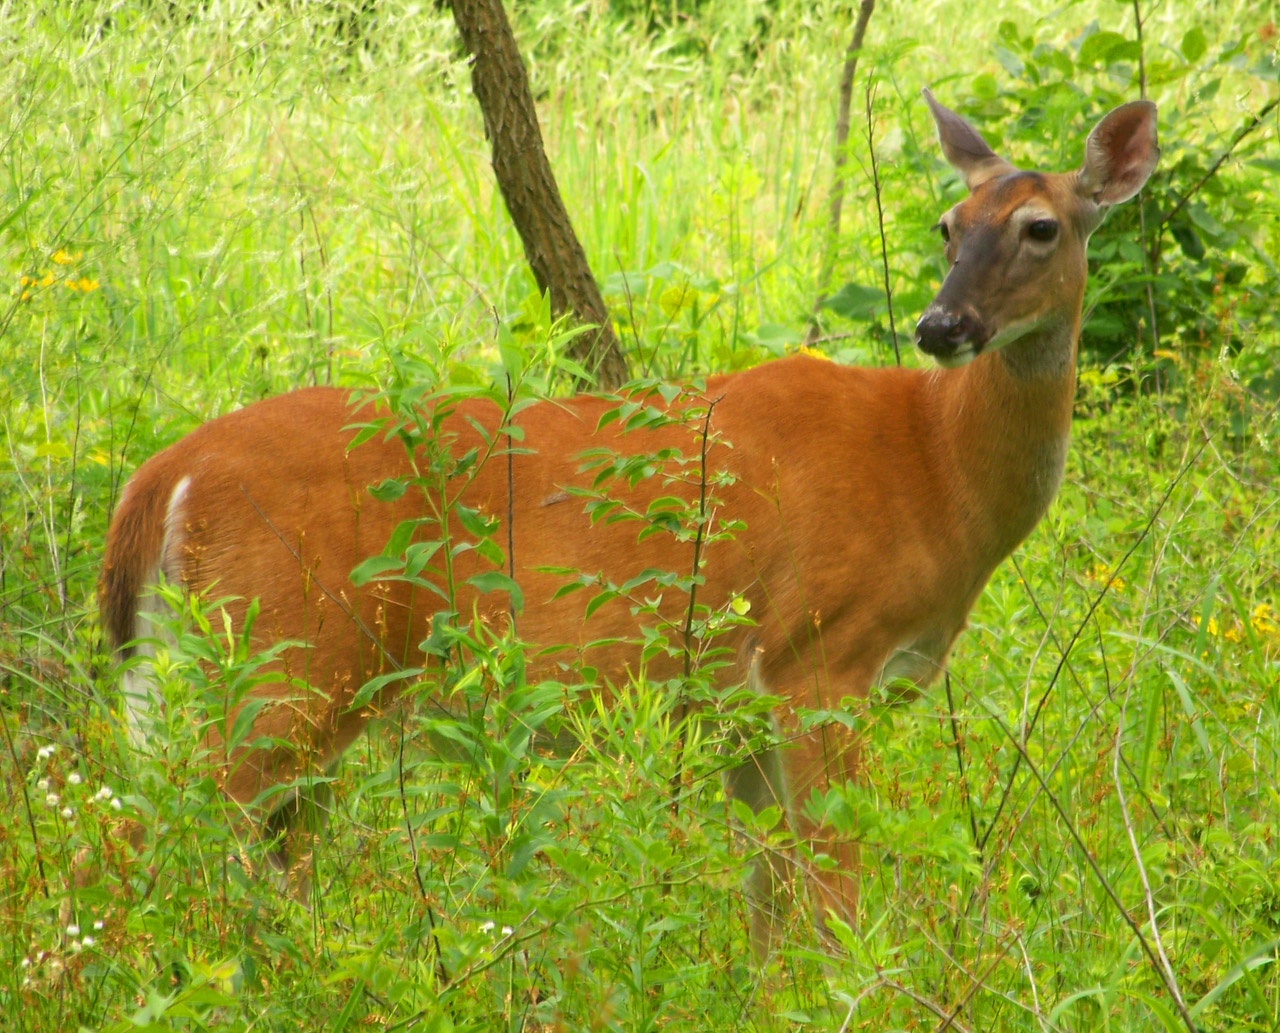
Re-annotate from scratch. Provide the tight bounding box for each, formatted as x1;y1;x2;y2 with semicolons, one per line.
1252;603;1278;636
797;345;832;362
1191;615;1221;637
1087;562;1126;591
51;249;81;266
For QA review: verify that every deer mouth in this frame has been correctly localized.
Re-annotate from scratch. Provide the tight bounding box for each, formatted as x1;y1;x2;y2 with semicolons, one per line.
915;304;990;367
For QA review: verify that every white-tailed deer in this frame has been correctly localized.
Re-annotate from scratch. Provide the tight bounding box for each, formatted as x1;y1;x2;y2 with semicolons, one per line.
100;91;1158;957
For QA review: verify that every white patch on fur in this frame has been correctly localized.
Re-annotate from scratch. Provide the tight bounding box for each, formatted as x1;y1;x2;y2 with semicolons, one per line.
122;475;191;746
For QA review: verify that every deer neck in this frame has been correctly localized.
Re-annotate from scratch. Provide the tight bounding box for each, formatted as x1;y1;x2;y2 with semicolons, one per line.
932;315;1080;563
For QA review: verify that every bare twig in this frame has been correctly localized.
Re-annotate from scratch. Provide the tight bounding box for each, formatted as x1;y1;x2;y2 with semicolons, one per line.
979;432;1208;854
1158;96;1280;234
0;703;48;898
987;705;1198;1033
836;976;974;1033
808;0;877;339
682;396;721;682
1113;669;1190;1022
672;395;722;815
1131;0;1161;365
1132;0;1147;99
506;370;517;627
866;81;900;365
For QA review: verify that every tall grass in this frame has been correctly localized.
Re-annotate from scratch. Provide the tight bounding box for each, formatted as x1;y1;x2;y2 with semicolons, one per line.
2;0;1278;1029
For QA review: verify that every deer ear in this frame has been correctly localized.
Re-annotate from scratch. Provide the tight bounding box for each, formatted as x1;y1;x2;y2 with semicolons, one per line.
1078;100;1160;206
923;88;1015;191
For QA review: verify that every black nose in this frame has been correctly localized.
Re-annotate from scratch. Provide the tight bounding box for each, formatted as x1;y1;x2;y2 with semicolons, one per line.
915;306;987;359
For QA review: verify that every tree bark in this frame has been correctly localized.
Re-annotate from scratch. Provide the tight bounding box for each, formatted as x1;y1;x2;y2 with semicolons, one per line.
447;0;629;388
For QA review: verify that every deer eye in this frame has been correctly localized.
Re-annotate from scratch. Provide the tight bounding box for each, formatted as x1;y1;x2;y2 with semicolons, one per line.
936;222;950;244
1027;219;1059;242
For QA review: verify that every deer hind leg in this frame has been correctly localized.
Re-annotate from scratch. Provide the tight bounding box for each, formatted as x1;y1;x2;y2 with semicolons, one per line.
257;769;334;904
723;650;866;961
723;738;794;960
213;677;363;902
779;715;862;946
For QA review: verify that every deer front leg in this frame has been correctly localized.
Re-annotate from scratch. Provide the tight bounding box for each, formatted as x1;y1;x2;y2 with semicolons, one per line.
725;650;869;961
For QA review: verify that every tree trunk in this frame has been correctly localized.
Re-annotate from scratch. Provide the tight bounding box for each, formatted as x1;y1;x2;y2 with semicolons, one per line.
447;0;629;388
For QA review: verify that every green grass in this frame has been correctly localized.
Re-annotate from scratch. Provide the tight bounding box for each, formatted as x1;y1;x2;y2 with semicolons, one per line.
2;0;1279;1029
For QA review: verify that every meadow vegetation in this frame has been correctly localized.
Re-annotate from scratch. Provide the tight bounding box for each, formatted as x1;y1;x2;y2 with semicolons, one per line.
2;0;1278;1029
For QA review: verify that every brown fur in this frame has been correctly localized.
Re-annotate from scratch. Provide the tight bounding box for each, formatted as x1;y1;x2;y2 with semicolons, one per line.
99;94;1158;958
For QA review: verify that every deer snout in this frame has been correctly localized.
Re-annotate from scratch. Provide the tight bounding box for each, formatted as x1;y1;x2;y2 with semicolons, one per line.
915;305;988;365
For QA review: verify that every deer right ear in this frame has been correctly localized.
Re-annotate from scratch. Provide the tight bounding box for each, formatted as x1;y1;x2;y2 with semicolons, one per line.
1078;100;1160;207
923;88;1015;191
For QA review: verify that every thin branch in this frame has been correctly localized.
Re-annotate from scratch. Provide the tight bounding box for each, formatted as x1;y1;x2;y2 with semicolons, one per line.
1113;669;1190;1022
987;704;1198;1033
682;396;721;682
978;432;1209;853
808;0;877;338
672;394;722;815
866;81;900;365
1132;0;1147;99
944;673;979;850
1158;96;1280;234
1132;0;1161;364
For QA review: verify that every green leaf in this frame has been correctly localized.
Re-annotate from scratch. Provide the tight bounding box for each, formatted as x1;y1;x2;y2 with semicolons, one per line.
995;46;1024;79
1170;221;1205;260
368;477;407;502
584;590;617;620
454;503;498;538
1078;30;1136;66
465;571;524;613
0;185;40;236
349;667;426;709
1168;667;1213;765
747;321;803;354
1180;25;1207;62
349;554;401;586
821;282;883;321
402;540;443;579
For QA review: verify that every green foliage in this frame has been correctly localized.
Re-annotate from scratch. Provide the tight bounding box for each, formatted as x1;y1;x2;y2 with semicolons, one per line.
1;0;1278;1029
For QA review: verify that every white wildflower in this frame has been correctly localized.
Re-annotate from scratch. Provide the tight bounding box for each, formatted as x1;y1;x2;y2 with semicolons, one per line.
67;772;83;786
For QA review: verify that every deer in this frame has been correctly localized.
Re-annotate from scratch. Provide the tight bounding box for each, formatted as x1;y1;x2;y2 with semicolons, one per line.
99;90;1158;959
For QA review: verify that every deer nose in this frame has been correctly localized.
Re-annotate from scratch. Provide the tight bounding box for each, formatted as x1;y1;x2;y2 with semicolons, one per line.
915;305;987;360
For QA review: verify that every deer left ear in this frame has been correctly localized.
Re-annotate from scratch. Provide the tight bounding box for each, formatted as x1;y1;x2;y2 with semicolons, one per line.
1078;100;1160;207
923;88;1016;191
